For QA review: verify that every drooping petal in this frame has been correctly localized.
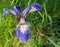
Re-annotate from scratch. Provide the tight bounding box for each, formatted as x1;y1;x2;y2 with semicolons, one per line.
16;27;29;42
22;5;31;16
2;8;19;16
2;9;8;16
29;3;42;12
16;22;30;42
19;32;29;42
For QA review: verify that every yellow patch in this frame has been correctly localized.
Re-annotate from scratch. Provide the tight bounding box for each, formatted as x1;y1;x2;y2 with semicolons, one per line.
20;24;25;29
29;7;36;12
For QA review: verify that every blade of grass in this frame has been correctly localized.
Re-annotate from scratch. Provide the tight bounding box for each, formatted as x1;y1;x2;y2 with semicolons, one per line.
28;0;31;5
11;0;14;5
48;37;60;47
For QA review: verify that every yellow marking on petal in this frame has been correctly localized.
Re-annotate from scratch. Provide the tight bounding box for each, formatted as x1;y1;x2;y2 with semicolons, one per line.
29;7;36;12
20;24;25;30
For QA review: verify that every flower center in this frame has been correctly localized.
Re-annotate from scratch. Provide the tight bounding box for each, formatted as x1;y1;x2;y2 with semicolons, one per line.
20;24;27;34
29;7;36;12
20;24;25;30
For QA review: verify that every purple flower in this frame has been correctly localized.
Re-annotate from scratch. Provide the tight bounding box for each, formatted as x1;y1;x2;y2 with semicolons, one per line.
16;18;30;42
2;3;42;42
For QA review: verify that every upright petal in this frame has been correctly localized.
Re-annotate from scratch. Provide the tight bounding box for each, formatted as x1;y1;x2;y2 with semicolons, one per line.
2;8;19;16
22;5;31;16
29;3;42;12
14;5;22;16
14;5;22;12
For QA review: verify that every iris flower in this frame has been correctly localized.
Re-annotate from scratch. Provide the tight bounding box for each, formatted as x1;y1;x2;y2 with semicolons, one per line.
2;3;42;42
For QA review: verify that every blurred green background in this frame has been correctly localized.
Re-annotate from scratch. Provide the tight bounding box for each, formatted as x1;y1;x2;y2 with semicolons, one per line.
0;0;60;47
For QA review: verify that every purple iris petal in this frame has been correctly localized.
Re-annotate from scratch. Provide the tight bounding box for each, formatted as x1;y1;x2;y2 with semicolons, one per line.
22;3;42;16
14;5;22;12
22;5;31;16
16;27;29;42
16;17;30;42
14;5;22;16
31;3;42;12
20;18;27;24
2;9;8;16
18;32;29;42
2;8;19;16
16;22;30;42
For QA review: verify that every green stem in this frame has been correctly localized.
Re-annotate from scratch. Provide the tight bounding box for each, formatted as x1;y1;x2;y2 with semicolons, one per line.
28;0;31;5
38;11;44;28
11;0;14;5
43;2;48;23
16;41;21;47
15;0;18;4
34;0;37;3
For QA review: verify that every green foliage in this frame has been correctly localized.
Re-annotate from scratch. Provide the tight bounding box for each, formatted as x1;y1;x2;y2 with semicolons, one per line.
48;37;60;47
0;0;60;47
